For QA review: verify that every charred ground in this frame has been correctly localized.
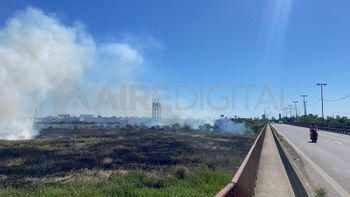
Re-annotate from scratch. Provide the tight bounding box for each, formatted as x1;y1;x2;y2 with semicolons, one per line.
0;125;258;196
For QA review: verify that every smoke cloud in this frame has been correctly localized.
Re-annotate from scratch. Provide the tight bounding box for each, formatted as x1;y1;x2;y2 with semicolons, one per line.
213;118;252;134
0;7;144;140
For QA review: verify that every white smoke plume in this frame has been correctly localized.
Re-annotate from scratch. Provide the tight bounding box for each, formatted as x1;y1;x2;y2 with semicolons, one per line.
213;118;252;134
0;7;143;140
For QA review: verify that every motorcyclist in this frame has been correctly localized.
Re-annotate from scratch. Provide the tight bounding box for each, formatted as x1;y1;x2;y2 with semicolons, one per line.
310;123;318;143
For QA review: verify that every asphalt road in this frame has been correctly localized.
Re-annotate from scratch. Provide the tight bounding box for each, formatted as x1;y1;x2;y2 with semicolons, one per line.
272;124;350;197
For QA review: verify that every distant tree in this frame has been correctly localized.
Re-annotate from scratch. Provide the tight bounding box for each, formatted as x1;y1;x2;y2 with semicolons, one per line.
290;113;350;126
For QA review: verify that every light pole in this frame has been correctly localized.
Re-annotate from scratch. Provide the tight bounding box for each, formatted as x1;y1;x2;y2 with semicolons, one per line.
300;95;307;122
293;101;298;118
288;105;293;118
317;83;327;122
264;107;270;120
283;107;287;118
285;107;288;118
300;95;308;117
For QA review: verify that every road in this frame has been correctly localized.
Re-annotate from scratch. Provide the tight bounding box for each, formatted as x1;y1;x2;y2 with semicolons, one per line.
272;124;350;197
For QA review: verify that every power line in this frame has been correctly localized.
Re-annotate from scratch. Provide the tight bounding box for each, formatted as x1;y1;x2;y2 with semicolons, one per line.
308;99;321;107
324;94;350;102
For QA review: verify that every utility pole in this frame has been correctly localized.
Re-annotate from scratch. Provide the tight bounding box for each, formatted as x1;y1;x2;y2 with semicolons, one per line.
264;107;269;120
293;101;298;118
301;95;307;122
288;105;293;118
317;83;327;122
300;95;307;116
285;107;288;117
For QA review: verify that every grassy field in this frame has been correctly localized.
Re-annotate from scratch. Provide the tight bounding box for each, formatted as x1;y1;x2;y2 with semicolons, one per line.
0;126;256;196
0;168;230;197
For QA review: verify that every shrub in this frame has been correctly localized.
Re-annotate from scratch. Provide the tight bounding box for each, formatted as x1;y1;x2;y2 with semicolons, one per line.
314;186;328;197
168;165;190;180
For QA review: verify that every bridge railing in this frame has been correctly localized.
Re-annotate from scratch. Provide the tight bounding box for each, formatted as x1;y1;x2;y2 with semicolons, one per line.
287;122;350;135
215;124;267;197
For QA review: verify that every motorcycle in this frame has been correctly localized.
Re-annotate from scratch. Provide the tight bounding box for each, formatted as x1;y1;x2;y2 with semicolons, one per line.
310;129;318;143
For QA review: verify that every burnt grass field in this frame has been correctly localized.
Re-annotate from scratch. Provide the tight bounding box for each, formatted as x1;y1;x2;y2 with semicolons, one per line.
0;126;256;196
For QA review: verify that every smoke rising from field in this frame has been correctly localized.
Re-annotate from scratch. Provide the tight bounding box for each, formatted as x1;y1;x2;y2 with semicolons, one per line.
0;7;143;140
213;118;252;134
0;8;92;139
127;117;252;134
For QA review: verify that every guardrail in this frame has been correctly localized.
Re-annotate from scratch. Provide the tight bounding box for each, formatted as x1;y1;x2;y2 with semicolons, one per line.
216;124;267;197
287;122;350;135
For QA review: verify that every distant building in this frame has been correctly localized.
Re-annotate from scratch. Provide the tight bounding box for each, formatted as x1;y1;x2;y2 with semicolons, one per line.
79;114;94;121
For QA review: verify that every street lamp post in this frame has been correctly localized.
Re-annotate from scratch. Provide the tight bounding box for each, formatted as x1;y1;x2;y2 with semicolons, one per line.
317;83;327;123
264;107;270;120
288;105;293;118
293;101;298;118
300;95;308;117
300;95;308;122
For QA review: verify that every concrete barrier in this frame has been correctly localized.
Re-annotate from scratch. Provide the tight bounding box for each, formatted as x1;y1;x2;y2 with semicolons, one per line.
270;125;309;197
216;124;267;197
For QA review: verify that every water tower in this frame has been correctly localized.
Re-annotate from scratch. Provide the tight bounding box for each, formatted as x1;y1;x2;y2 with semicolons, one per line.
152;98;161;119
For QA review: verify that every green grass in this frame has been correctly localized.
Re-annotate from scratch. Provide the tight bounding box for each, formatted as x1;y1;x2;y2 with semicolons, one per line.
314;186;328;197
0;168;230;197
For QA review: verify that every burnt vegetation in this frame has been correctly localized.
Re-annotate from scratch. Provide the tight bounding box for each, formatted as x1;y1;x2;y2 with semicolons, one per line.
0;124;257;193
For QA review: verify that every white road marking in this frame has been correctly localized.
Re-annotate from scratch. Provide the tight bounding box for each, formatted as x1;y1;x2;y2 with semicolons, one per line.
334;141;343;145
272;125;350;197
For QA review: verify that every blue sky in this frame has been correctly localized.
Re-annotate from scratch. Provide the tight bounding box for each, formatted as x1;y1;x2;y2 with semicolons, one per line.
1;0;350;118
